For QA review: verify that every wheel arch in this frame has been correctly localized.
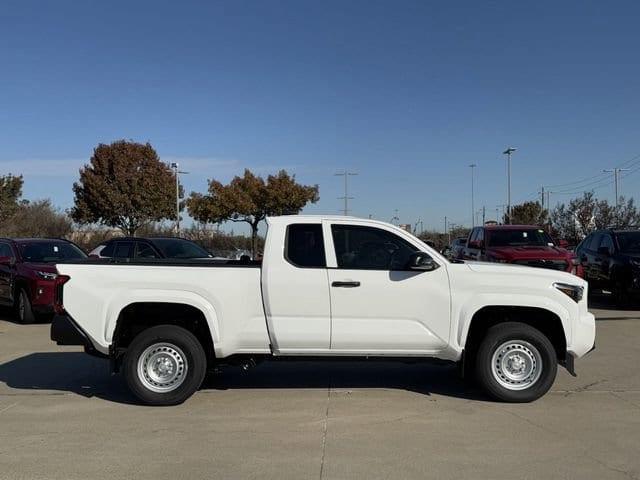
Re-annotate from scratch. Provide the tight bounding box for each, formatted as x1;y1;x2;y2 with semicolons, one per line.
462;305;568;361
111;301;216;368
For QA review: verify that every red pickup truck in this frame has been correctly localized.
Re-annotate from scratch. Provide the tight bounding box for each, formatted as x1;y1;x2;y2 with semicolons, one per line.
0;238;87;323
460;225;583;277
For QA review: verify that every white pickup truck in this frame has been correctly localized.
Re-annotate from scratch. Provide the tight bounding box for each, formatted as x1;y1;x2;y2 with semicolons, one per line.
51;216;595;405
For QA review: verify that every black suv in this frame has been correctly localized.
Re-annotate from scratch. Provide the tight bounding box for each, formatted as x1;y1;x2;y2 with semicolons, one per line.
89;237;213;260
576;229;640;304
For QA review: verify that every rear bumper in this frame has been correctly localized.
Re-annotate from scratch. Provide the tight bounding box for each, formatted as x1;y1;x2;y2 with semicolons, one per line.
50;314;105;357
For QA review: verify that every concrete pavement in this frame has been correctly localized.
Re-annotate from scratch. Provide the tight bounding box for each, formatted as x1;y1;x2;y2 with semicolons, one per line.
0;306;639;480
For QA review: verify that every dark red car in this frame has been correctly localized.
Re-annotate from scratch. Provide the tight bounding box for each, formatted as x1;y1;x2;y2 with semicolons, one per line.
460;225;583;277
0;238;87;323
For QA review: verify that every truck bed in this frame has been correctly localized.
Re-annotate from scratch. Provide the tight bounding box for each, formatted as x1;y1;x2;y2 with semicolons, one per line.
55;261;271;357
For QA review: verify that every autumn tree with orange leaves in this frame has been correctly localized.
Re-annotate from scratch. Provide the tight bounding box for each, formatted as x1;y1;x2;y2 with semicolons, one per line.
188;169;319;256
71;140;176;235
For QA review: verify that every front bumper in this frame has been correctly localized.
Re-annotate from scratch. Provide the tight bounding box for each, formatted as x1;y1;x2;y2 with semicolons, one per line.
569;311;596;359
51;314;105;357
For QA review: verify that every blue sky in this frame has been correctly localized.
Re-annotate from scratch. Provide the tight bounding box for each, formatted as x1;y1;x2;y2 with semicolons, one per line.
2;0;640;233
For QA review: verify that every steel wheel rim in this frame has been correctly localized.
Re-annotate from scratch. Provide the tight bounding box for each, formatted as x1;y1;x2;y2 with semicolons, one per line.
137;343;188;393
491;340;543;391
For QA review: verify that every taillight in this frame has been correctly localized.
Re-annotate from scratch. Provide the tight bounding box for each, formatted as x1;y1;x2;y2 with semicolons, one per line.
53;275;70;314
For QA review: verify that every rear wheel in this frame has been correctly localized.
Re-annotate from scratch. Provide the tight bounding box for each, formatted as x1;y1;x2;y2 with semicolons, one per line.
475;322;557;402
123;325;207;406
15;288;36;324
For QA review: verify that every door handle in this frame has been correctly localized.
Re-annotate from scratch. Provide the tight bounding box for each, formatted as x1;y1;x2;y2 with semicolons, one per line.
331;281;361;288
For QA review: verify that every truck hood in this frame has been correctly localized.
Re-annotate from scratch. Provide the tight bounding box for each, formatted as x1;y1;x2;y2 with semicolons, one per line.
465;261;584;286
488;245;571;261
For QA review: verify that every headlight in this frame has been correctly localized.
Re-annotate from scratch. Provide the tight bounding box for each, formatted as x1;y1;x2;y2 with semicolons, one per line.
36;271;58;281
553;282;584;303
571;257;580;266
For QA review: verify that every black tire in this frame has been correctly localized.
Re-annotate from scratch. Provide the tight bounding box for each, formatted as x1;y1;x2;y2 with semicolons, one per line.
123;325;207;406
474;322;557;403
15;288;36;324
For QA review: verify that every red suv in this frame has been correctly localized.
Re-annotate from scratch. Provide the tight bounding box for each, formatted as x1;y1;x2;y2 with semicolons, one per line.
0;238;87;323
460;225;583;277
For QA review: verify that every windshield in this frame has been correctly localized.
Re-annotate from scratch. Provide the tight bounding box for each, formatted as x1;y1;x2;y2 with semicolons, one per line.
487;229;554;247
152;239;211;259
615;232;640;253
18;241;87;263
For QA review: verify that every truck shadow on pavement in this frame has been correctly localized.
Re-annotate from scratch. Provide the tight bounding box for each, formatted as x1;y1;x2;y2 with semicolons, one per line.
0;352;488;405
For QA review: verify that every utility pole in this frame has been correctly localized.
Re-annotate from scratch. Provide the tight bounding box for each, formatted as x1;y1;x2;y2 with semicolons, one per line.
469;164;477;227
170;162;189;235
482;205;486;225
444;216;448;243
502;147;516;223
540;186;545;209
603;168;630;207
335;170;358;215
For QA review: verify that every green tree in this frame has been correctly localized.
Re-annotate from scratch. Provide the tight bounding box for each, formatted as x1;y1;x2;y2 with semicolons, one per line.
0;174;24;223
187;169;319;255
505;201;548;225
71;140;176;235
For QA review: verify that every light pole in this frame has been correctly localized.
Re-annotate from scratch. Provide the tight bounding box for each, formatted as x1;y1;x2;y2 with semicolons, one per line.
469;164;477;227
502;147;516;224
170;162;189;235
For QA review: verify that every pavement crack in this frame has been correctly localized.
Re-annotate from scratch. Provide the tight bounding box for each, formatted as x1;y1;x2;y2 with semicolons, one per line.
0;402;18;415
561;379;607;396
610;391;640;411
319;383;331;480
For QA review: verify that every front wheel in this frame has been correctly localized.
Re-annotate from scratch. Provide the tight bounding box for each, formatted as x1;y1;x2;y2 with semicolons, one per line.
123;325;207;406
15;288;36;324
475;322;557;402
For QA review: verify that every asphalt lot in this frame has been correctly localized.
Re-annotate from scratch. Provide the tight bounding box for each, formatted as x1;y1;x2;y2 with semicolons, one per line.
1;300;639;480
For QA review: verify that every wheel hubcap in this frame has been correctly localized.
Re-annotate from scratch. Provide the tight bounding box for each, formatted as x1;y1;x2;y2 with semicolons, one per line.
137;343;188;393
491;340;542;391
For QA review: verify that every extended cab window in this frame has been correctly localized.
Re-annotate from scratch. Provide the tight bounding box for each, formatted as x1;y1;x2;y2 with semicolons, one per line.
286;224;326;268
332;224;417;270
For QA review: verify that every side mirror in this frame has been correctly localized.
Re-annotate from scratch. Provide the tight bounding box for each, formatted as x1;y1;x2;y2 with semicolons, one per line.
407;252;439;272
0;256;15;266
597;246;611;256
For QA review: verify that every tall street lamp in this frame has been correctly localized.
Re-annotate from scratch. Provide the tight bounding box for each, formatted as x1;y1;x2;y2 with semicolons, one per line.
502;147;516;224
170;162;189;235
469;164;477;227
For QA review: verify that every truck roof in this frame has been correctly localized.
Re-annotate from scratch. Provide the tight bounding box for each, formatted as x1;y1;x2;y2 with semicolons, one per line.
266;215;400;229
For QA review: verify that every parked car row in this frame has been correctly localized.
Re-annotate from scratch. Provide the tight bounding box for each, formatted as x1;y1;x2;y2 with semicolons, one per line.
440;224;640;307
0;236;229;323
